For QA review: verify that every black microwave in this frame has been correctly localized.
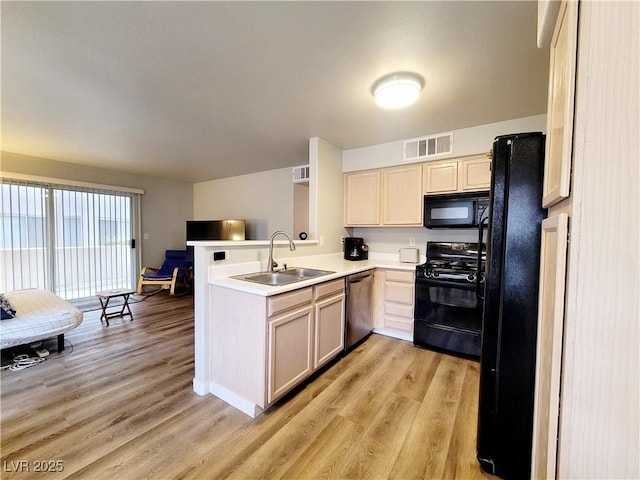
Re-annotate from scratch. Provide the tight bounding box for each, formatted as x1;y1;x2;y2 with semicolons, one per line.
424;192;489;228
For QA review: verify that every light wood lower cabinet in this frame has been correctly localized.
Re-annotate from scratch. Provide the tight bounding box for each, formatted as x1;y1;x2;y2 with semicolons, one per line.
373;268;415;337
314;292;345;369
267;278;345;405
210;278;346;416
267;306;314;404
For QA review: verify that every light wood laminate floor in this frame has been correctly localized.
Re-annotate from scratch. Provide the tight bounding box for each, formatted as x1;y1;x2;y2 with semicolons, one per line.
1;292;493;480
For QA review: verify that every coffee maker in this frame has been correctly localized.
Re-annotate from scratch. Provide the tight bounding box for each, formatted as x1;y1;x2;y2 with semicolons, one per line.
344;237;368;261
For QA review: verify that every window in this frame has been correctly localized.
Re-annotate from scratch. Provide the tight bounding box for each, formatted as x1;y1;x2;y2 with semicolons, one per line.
0;179;140;300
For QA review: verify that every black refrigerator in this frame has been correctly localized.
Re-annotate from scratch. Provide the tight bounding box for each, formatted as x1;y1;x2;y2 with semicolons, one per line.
476;132;547;479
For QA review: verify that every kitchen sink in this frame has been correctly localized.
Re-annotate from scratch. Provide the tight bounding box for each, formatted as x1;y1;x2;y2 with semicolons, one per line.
232;267;334;286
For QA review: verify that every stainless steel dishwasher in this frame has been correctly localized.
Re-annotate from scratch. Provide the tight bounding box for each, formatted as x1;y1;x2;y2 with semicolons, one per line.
345;270;374;350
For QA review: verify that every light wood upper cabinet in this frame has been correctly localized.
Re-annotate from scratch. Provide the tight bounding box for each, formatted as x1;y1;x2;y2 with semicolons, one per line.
344;154;490;227
344;165;422;227
424;161;458;193
344;170;381;226
424;154;491;194
382;164;423;225
543;0;578;208
460;155;492;191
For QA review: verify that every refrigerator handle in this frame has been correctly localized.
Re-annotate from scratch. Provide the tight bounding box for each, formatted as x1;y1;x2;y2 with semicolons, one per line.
476;206;489;299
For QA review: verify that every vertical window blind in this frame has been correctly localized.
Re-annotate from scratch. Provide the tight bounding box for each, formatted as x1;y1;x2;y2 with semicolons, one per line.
1;178;139;300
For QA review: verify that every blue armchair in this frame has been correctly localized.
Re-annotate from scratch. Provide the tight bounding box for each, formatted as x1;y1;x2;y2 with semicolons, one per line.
136;250;192;295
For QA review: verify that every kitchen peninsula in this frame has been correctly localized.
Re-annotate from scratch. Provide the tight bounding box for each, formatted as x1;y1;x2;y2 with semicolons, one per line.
189;241;420;417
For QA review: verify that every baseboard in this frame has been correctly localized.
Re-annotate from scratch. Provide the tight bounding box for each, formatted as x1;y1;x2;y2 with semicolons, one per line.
372;327;413;343
209;381;264;418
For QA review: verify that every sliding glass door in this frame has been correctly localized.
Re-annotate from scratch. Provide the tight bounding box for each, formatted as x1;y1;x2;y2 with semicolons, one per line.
1;183;49;291
1;180;138;299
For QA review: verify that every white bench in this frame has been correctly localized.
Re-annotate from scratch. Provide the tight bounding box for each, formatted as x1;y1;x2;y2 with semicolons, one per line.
0;289;83;351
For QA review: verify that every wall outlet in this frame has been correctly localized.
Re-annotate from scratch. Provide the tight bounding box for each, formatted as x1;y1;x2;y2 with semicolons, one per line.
409;237;416;246
143;233;149;240
319;236;324;246
213;251;226;261
340;236;345;245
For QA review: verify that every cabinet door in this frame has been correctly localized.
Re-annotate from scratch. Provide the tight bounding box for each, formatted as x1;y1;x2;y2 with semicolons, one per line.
382;164;423;225
531;213;569;479
314;293;345;369
267;306;313;404
344;170;381;226
543;0;578;207
460;155;491;191
424;161;458;194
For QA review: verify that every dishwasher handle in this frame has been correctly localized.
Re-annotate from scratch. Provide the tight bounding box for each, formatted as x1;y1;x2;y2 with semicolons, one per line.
347;270;373;283
347;271;373;284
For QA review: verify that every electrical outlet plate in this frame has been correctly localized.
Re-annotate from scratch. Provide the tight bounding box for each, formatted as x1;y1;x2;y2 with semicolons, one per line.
340;236;345;245
409;237;416;246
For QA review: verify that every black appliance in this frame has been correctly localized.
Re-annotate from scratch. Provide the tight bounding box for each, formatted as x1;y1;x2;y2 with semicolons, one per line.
424;192;489;229
186;219;246;241
344;237;368;261
476;132;547;479
413;241;485;358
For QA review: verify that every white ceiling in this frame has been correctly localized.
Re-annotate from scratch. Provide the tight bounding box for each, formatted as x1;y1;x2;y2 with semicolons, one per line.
1;1;549;183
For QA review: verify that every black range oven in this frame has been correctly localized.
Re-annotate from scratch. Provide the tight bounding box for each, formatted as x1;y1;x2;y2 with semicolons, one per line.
413;242;485;359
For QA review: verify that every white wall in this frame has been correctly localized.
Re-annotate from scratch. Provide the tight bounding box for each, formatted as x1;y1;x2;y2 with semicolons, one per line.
342;114;547;172
193;167;293;240
310;137;350;254
352;227;480;258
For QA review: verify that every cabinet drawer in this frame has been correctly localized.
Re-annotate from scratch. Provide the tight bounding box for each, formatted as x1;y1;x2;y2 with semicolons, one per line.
385;302;413;319
268;287;313;317
385;270;414;283
384;315;414;333
385;282;414;304
314;278;344;300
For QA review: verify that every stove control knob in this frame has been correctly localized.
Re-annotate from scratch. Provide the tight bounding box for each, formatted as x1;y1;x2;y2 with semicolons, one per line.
479;274;486;284
467;273;476;282
433;271;439;278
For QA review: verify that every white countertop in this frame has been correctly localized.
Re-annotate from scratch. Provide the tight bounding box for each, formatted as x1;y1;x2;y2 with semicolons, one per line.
208;252;422;296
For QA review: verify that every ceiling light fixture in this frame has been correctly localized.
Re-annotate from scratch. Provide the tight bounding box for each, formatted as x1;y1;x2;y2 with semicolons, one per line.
371;72;424;109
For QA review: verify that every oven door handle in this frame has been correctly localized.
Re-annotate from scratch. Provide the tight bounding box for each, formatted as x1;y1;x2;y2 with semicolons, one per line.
416;278;477;290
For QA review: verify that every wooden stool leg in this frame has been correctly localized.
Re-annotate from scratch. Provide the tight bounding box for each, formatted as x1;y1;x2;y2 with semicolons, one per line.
123;294;134;321
100;297;110;326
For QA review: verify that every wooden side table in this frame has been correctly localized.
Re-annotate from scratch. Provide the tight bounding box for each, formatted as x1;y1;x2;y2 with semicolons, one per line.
96;289;135;326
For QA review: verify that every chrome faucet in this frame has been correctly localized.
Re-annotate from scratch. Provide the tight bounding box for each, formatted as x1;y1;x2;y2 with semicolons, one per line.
267;231;296;272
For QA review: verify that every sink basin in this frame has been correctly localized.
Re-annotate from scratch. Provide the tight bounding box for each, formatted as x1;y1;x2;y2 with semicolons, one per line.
232;267;334;286
279;267;334;279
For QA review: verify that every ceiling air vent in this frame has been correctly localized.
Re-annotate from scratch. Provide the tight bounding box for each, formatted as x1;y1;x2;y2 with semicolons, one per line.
404;131;454;161
292;165;310;183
